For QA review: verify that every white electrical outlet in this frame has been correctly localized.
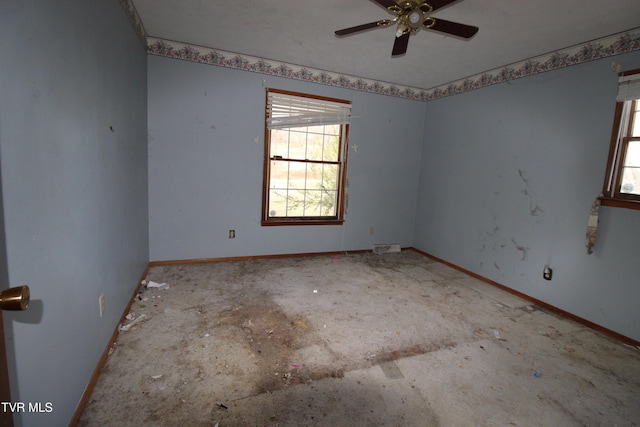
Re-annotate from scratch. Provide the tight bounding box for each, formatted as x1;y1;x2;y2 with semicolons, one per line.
99;294;105;317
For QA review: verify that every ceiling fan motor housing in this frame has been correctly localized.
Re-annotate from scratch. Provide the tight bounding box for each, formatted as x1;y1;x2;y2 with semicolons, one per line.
398;1;434;32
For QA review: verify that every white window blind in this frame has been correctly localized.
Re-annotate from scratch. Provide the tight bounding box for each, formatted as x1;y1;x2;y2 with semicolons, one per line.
266;90;351;130
616;73;640;102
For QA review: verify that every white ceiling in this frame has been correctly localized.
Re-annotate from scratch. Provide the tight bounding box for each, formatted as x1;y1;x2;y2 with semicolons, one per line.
131;0;640;90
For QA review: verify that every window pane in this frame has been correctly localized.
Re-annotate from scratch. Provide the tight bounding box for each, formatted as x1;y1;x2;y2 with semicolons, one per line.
320;190;337;216
270;130;289;158
305;164;322;190
325;124;340;136
288;130;307;159
303;190;323;216
322;164;339;190
305;132;324;161
268;161;340;218
269;160;289;189
306;164;338;189
323;134;340;162
620;140;640;195
632;103;640;137
288;162;307;189
293;189;337;217
268;189;287;217
304;165;337;216
286;189;306;216
625;140;640;167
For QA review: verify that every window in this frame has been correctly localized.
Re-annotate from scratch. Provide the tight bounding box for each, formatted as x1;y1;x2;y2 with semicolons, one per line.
602;69;640;209
262;89;351;225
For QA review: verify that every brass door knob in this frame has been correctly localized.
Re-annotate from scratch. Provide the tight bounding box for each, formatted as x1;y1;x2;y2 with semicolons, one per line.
0;286;30;311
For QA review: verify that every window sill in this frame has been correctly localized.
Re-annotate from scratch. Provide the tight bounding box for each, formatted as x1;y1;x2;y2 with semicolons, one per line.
600;197;640;211
261;219;345;226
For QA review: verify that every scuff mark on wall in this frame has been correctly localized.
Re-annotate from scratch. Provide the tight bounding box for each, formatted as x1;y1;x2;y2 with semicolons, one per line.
486;226;499;236
518;169;528;185
518;169;545;217
511;238;529;260
530;205;544;216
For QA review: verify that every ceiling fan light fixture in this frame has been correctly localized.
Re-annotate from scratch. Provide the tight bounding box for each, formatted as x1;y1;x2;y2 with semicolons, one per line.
408;10;423;27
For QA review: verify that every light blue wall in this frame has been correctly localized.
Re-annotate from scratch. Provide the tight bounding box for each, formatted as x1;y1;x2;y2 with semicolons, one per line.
2;3;637;424
0;1;148;425
148;55;424;261
414;50;640;341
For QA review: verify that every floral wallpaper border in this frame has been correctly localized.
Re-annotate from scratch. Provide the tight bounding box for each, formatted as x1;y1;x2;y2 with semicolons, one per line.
119;1;639;101
119;0;147;47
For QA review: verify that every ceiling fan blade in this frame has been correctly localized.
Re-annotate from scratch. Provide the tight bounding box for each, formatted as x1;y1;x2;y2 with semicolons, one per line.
427;18;479;38
335;20;388;36
372;0;399;10
392;32;410;56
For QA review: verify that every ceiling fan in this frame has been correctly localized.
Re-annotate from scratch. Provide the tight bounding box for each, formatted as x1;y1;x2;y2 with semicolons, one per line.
335;0;479;56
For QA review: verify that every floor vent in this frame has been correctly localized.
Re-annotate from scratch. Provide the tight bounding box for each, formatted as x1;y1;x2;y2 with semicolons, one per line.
373;244;401;254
